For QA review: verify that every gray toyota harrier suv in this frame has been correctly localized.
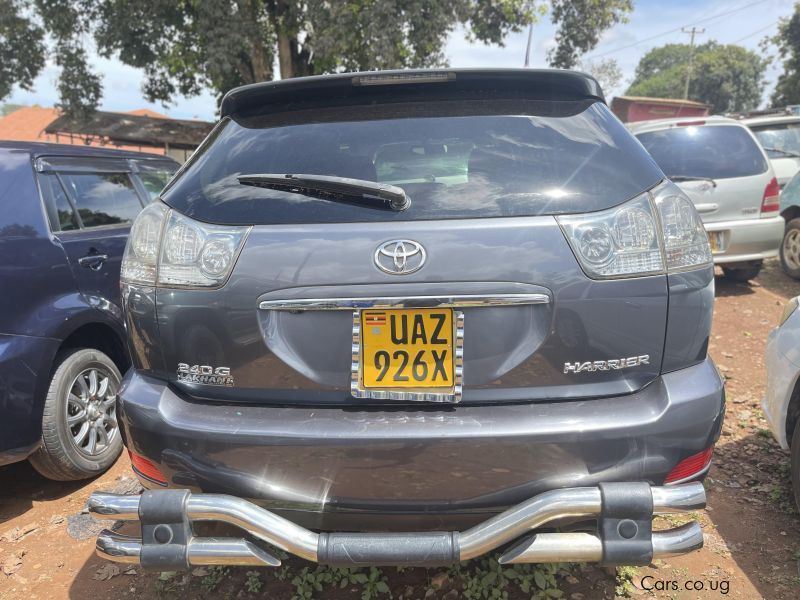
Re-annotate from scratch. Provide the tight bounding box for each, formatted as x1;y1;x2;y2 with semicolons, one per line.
89;70;725;571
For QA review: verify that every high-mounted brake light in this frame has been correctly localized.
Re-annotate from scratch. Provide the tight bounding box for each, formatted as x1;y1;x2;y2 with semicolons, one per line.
128;450;167;486
352;72;456;86
664;446;714;484
761;177;780;214
676;120;706;127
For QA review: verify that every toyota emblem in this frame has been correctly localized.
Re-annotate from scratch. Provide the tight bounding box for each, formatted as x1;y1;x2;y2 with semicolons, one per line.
374;240;426;275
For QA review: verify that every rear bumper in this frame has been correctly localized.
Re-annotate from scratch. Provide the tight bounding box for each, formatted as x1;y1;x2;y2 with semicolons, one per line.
705;215;783;265
117;357;725;530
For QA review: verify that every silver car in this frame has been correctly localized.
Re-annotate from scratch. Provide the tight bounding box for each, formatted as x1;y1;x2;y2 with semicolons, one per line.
86;69;723;571
630;117;783;282
742;114;800;188
763;296;800;510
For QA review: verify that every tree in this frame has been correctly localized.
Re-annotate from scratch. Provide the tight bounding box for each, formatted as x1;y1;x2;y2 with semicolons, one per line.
548;0;632;69
626;41;767;113
2;0;633;119
579;57;623;94
769;2;800;106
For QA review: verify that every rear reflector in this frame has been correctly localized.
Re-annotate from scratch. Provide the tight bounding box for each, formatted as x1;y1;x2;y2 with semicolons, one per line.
676;120;706;127
761;177;780;213
128;450;167;486
665;447;714;484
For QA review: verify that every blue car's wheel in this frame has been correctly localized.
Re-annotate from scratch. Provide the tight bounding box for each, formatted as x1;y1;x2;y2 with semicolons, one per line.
28;348;123;481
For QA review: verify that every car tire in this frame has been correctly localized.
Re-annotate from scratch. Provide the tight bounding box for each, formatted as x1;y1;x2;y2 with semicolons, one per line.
721;262;762;282
780;218;800;280
792;417;800;514
28;348;123;481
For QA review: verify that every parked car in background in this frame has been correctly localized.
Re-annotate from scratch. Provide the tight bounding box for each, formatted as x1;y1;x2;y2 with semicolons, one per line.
776;171;800;279
88;70;722;572
630;117;782;282
0;141;178;480
764;295;800;511
742;114;800;188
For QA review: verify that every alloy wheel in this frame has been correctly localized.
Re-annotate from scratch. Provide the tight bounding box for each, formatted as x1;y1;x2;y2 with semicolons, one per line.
66;367;119;456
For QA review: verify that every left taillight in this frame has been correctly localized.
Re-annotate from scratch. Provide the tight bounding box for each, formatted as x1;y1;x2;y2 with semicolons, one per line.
761;177;780;215
121;201;250;289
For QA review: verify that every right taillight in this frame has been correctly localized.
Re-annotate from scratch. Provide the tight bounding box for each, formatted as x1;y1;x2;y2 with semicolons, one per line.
557;179;712;279
761;177;780;215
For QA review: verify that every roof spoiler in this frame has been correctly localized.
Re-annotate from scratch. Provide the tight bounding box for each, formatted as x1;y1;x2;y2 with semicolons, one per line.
220;69;605;118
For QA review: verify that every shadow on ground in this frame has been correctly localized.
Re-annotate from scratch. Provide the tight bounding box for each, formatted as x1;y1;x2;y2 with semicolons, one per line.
0;460;87;525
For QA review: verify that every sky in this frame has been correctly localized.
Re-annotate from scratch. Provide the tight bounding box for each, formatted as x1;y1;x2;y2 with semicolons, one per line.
4;0;795;122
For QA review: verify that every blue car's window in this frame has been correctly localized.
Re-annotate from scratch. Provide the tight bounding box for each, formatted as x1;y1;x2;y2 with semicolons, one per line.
636;125;768;180
136;161;178;200
59;172;143;228
39;174;79;232
162;100;664;225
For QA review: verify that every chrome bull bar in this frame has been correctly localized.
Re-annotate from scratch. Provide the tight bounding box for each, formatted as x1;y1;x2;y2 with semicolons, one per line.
87;482;706;569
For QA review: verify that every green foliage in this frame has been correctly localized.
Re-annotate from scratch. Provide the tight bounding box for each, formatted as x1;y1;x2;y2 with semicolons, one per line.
0;0;46;99
626;41;767;113
200;566;229;592
1;0;633;119
548;0;632;69
244;570;263;593
580;57;623;94
615;565;638;597
770;2;800;105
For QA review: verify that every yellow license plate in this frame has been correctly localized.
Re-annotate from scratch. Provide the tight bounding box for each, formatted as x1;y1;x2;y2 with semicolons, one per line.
360;308;454;389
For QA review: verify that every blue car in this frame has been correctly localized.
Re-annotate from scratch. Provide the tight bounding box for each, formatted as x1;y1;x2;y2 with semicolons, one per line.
0;141;178;479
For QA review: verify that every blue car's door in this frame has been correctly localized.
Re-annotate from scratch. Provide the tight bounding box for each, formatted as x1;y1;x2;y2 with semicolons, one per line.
37;156;147;324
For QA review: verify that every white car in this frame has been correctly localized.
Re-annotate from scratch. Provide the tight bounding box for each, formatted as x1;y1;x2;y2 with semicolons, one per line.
763;296;800;511
630;116;782;282
742;114;800;188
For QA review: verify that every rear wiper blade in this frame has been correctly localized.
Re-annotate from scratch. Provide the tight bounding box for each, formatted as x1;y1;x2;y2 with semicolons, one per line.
238;173;410;211
667;175;717;187
762;147;800;158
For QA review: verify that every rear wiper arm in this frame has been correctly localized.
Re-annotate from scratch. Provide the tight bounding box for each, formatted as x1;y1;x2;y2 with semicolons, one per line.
667;175;717;188
238;173;410;211
761;147;800;158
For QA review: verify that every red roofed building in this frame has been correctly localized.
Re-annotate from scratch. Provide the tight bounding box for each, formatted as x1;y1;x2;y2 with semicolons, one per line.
0;105;213;163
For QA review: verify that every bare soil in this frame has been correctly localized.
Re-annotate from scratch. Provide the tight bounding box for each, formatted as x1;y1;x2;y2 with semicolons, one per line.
1;259;799;600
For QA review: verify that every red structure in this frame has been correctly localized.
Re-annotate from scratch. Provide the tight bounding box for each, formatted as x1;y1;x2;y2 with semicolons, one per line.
611;96;709;123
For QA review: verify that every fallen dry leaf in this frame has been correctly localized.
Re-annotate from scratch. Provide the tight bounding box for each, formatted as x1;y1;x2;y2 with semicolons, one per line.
93;562;121;581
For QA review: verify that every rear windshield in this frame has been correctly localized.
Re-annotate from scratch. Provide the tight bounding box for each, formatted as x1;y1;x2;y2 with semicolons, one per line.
635;125;768;180
748;122;800;159
163;100;662;225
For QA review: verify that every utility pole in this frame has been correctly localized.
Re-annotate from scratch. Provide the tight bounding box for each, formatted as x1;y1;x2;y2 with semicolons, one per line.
681;26;705;100
524;23;533;67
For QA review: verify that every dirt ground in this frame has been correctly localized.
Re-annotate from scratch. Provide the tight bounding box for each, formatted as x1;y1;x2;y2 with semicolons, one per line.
1;259;799;600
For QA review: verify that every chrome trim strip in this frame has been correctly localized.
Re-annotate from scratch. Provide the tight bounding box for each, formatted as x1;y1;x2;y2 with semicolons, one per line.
259;293;550;311
350;309;464;403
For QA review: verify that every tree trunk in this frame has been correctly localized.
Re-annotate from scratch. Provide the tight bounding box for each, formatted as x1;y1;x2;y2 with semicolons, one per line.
277;29;294;79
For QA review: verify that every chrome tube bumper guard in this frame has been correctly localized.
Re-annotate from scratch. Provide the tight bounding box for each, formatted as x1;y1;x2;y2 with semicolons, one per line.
87;482;706;570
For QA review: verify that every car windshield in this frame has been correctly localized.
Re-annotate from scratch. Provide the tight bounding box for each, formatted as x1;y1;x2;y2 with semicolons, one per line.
749;122;800;159
635;125;768;180
162;99;663;225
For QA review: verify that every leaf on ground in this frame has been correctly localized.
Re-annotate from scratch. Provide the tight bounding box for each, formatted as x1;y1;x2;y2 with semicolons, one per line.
93;563;121;580
2;551;26;576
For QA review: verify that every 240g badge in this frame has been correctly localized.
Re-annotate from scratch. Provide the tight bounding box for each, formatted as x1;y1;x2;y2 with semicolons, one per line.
177;363;234;386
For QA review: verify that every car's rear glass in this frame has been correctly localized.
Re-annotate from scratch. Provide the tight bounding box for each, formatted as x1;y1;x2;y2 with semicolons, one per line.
635;125;768;180
748;122;800;159
163;100;663;225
